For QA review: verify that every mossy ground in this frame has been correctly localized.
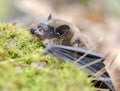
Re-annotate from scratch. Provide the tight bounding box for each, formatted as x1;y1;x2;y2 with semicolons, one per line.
0;23;95;91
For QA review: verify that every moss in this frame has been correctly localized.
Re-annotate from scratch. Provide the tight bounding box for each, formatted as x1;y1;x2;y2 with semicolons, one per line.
0;23;95;91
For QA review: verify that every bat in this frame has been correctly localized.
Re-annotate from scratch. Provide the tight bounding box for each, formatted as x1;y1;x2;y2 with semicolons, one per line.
28;14;115;91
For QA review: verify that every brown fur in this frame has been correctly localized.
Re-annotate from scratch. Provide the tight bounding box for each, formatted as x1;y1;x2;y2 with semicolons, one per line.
43;19;89;49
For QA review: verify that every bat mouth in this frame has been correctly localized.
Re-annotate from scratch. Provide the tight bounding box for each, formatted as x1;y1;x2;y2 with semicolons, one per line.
35;27;47;39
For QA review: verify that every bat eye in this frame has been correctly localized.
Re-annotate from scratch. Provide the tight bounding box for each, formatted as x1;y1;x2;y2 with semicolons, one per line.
54;25;69;37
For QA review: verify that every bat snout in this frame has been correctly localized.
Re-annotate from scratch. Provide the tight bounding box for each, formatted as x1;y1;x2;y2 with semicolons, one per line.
28;28;36;34
28;23;57;40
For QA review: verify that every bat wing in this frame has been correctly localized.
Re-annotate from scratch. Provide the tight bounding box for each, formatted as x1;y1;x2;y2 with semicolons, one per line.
42;45;115;91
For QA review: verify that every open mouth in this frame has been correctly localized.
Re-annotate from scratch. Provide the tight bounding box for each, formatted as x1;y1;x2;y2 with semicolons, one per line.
35;27;44;36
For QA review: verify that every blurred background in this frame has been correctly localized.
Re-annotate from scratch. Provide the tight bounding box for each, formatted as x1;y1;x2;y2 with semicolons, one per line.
1;1;120;89
1;0;120;55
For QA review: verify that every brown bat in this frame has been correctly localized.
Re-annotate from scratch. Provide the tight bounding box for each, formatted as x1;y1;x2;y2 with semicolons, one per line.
29;14;89;49
28;15;115;91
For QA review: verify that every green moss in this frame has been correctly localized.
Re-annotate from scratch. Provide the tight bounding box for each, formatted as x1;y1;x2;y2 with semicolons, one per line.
0;23;95;91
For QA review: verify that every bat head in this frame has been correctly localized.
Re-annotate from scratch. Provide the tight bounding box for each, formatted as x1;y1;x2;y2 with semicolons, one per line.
28;14;73;45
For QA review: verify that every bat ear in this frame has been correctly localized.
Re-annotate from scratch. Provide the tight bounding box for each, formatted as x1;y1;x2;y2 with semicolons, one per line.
55;25;69;37
47;14;52;21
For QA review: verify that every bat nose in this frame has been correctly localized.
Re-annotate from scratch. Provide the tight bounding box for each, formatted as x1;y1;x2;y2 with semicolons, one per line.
28;28;36;34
